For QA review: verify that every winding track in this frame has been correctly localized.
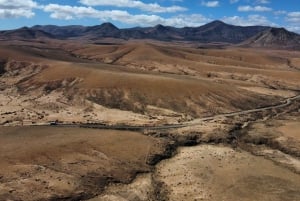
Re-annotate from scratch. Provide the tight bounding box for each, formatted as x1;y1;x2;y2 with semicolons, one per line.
79;94;300;131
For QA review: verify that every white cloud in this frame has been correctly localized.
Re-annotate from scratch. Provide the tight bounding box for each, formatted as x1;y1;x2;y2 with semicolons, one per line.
273;10;287;15
238;5;272;12
287;12;300;17
79;0;187;13
285;12;300;34
43;4;210;27
286;12;300;23
222;14;277;26
230;0;239;4
165;14;211;27
286;26;300;34
44;4;99;20
0;0;38;18
201;1;220;7
256;0;270;4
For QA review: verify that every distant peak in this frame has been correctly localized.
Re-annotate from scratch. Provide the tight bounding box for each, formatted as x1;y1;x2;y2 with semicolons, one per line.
209;20;226;25
100;22;118;29
154;24;167;31
18;26;30;30
269;27;288;33
200;20;229;29
155;24;165;28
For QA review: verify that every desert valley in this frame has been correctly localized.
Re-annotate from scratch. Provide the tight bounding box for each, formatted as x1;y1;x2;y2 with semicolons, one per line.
0;20;300;201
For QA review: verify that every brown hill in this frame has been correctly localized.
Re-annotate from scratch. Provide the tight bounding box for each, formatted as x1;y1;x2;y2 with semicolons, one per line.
69;42;300;78
1;39;300;127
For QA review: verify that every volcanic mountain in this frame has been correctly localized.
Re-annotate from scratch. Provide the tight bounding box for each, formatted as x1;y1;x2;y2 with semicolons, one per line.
29;21;270;43
84;22;121;39
31;25;86;38
241;27;300;50
176;20;268;43
1;21;299;49
0;27;54;40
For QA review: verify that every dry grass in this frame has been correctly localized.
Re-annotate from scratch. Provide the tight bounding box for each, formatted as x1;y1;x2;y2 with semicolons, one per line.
244;116;300;157
69;43;300;84
0;126;166;200
156;145;300;201
0;40;299;121
277;121;300;139
18;60;274;117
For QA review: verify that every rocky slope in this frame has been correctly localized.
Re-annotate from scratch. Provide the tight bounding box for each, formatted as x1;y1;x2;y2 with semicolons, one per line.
241;27;300;50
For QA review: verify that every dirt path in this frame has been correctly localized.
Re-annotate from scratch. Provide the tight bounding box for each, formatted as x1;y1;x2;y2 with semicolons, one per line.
59;93;300;131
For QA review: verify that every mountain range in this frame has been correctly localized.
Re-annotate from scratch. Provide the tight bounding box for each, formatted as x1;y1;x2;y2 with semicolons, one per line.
0;20;299;49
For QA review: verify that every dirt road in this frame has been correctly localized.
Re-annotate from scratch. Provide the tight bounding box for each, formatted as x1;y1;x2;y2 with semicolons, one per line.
77;94;300;130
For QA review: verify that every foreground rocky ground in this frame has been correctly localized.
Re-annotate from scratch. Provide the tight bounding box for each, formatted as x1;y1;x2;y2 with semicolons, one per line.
0;127;171;200
0;99;299;201
86;99;300;201
156;145;300;201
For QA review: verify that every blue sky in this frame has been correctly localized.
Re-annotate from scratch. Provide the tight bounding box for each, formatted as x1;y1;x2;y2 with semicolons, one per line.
0;0;300;33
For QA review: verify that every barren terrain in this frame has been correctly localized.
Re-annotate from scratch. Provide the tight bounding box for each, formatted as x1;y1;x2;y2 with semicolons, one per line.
0;126;170;200
156;145;300;201
0;38;299;200
87;101;300;201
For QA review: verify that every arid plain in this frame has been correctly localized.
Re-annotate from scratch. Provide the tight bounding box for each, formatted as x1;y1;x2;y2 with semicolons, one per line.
0;36;300;201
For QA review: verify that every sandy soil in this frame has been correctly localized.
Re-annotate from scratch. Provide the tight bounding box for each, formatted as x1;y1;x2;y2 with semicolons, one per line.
156;145;300;201
88;174;156;201
239;86;296;98
0;126;168;200
243;116;300;157
277;121;300;139
84;108;300;201
0;90;157;126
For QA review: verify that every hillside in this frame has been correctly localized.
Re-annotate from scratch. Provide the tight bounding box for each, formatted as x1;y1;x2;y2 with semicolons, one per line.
0;27;54;40
1;40;300;127
241;27;300;50
176;20;268;43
